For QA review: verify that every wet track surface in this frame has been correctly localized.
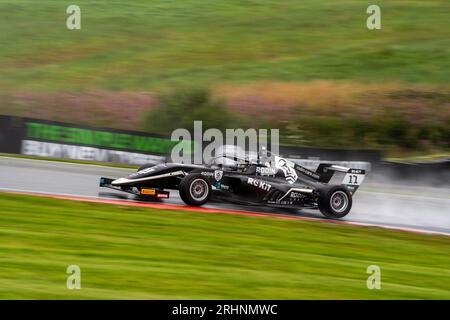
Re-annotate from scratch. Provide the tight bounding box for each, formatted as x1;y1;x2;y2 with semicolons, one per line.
0;157;449;235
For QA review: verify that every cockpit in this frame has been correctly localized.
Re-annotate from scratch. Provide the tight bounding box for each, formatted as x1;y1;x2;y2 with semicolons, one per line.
207;154;251;172
206;146;275;173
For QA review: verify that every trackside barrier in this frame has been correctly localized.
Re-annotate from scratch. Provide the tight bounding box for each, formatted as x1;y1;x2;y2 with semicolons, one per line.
1;115;449;185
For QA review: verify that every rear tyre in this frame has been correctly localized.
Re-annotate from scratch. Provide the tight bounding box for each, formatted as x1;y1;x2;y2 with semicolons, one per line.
318;186;352;219
179;174;211;206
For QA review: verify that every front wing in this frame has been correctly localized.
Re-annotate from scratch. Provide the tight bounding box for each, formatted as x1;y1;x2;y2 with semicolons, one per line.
99;177;170;199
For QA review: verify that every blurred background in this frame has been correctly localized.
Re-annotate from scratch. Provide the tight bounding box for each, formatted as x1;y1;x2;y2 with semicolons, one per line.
0;0;449;300
0;0;448;157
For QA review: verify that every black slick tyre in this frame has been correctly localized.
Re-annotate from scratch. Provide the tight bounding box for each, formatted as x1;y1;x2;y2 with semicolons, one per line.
179;174;211;206
318;185;352;219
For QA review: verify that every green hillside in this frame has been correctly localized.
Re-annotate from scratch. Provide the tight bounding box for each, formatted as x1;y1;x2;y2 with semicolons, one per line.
0;1;448;154
0;0;448;91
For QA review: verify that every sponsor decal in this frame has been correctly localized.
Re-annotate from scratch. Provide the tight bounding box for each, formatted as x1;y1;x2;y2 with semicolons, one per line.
25;122;188;154
134;167;154;176
256;166;277;176
140;188;156;195
201;171;214;177
294;164;320;180
21;140;165;165
292;159;371;172
214;170;223;181
275;157;298;184
130;168;155;178
247;177;272;191
268;200;293;205
289;191;305;199
157;193;169;198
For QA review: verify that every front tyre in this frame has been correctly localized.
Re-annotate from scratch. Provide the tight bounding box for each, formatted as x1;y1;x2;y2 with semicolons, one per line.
318;186;352;219
179;174;211;206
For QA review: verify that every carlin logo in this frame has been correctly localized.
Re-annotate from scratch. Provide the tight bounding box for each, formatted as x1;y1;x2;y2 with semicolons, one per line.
214;170;223;181
247;178;272;191
130;167;154;177
275;157;298;184
256;167;277;176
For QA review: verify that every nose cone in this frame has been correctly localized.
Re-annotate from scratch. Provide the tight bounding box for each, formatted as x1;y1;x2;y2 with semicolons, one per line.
112;177;130;185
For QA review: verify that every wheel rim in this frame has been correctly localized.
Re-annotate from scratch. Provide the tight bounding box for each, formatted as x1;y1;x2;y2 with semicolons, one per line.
189;178;208;201
330;191;349;213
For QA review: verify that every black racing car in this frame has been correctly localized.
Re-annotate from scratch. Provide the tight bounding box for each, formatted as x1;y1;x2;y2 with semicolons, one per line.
99;150;365;218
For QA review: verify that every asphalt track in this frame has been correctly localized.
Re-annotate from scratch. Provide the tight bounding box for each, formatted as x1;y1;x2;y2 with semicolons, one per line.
0;157;449;236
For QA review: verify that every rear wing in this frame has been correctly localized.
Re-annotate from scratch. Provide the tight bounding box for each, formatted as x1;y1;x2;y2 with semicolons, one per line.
294;163;366;192
273;156;366;193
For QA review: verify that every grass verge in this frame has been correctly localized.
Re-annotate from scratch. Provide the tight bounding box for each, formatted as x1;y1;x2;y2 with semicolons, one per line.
0;193;449;299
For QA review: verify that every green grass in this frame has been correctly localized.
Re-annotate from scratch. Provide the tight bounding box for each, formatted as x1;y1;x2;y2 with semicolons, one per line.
0;1;448;153
0;193;449;299
0;0;448;92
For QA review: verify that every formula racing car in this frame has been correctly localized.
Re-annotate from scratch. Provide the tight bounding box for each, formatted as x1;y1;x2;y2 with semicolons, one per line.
99;149;366;218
